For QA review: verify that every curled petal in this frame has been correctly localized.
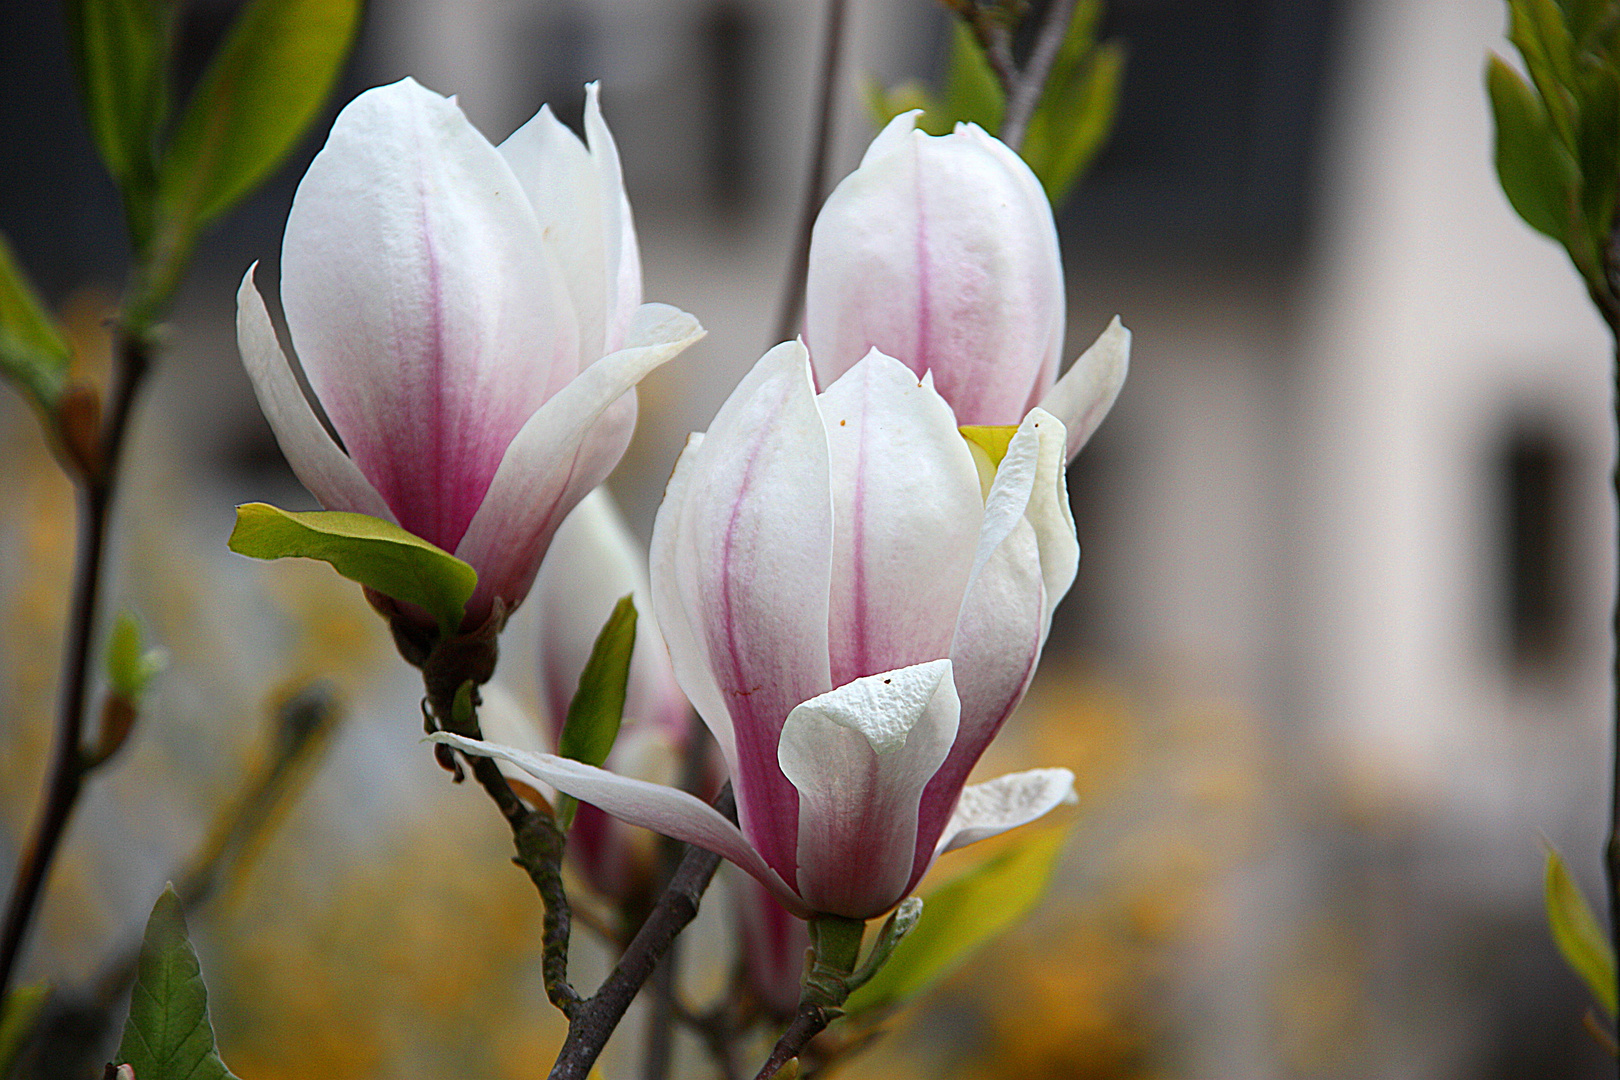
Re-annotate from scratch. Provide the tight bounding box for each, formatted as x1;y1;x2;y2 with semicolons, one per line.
779;659;960;919
650;339;834;884
455;302;702;621
933;768;1077;856
1038;317;1130;461
819;350;982;687
235;266;393;521
280;77;578;553
430;733;810;917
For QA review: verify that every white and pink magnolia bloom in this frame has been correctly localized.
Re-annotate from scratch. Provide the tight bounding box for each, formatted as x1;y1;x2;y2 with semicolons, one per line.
805;111;1128;460
439;341;1107;920
237;78;702;629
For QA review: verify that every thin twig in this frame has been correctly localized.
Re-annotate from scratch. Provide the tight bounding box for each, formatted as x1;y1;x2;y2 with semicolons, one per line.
752;1003;837;1080
997;0;1079;152
771;0;850;346
0;328;151;999
548;786;734;1080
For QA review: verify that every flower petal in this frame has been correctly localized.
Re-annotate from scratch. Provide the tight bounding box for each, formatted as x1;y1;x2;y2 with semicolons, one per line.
535;487;688;743
778;659;959;918
805;115;1064;425
498;82;640;367
914;408;1077;865
818;349;982;687
280;77;577;553
455;302;703;618
235;266;393;521
933;767;1076;856
430;732;809;917
649;339;834;885
1038;317;1130;461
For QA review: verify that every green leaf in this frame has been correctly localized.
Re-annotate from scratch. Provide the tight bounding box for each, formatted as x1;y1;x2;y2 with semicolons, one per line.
228;502;476;637
1024;39;1125;205
64;0;170;241
1545;847;1618;1017
554;595;638;829
940;20;1006;135
115;885;241;1080
1510;0;1580;145
1488;54;1583;244
1576;64;1620;238
0;232;71;410
144;0;360;313
0;982;49;1077
844;827;1068;1015
107;610;168;704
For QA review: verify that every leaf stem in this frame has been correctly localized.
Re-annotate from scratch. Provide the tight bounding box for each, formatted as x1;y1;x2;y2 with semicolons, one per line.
771;0;850;346
0;326;152;999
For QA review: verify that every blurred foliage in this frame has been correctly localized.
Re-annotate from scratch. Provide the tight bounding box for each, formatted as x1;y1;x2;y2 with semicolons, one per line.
115;886;241;1080
866;1;1124;205
0;983;48;1077
1544;846;1618;1017
1487;0;1620;331
0;234;72;417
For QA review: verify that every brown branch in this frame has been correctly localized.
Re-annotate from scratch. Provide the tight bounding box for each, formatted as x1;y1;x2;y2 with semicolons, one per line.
997;0;1079;152
0;326;152;998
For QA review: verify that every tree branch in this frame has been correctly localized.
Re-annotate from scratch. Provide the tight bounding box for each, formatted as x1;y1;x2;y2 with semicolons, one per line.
997;0;1079;152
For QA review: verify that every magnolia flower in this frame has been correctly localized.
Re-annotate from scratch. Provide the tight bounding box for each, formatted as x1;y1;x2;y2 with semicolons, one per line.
439;342;1101;920
237;78;702;629
805;111;1127;460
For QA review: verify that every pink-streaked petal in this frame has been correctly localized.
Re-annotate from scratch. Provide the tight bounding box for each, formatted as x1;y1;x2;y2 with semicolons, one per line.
650;339;834;886
804;117;1063;425
818;349;981;687
455;302;702;619
778;659;959;918
235;266;393;521
430;733;810;917
1037;317;1130;461
915;409;1076;865
933;768;1077;856
535;487;688;744
281;77;578;554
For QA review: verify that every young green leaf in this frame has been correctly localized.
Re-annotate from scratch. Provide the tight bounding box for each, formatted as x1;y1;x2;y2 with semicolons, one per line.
1024;39;1125;205
64;0;170;239
1487;54;1582;244
228;502;477;637
0;982;49;1078
554;595;638;829
158;0;361;229
106;610;167;704
843;826;1068;1016
115;885;241;1080
1545;847;1618;1017
0;232;71;411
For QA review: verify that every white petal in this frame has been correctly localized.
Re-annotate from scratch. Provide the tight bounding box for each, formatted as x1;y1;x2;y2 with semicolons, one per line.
430;732;809;916
583;82;643;351
1039;317;1130;461
235;266;392;521
649;339;834;883
933;768;1076;856
778;659;959;918
280;77;578;552
455;302;703;615
818;349;982;687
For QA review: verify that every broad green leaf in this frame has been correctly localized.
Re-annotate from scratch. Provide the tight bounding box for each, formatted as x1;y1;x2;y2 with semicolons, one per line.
1545;847;1618;1017
1510;0;1580;145
863;77;937;130
0;232;71;410
159;0;361;228
228;502;476;637
1576;65;1620;238
1024;39;1125;205
555;595;637;829
0;982;48;1077
115;885;241;1080
844;827;1068;1015
1487;55;1582;244
107;610;167;703
64;0;170;241
941;20;1006;135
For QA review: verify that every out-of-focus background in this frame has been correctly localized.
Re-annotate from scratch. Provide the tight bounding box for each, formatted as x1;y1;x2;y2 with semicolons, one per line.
0;0;1614;1076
